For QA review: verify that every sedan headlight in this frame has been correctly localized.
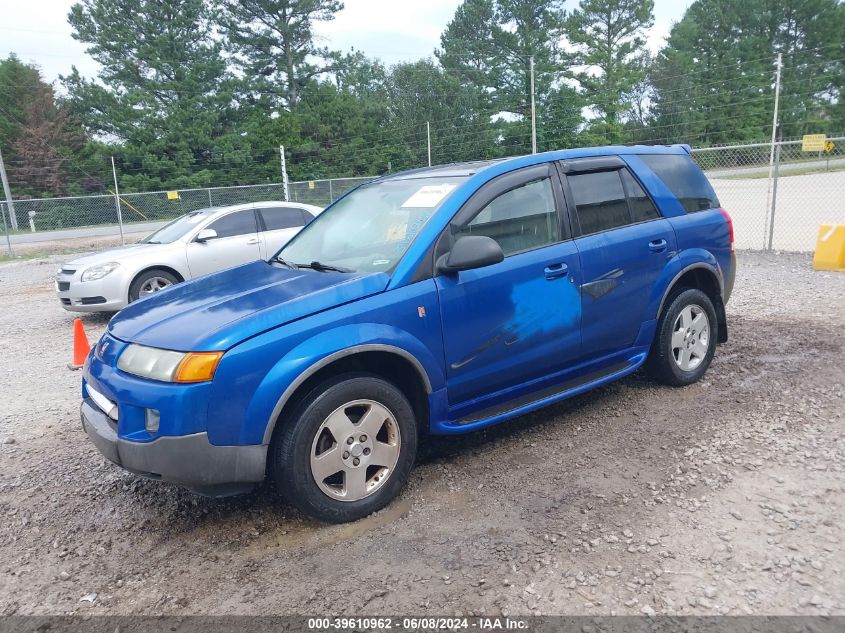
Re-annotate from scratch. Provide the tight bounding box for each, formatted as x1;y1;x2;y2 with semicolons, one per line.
81;262;120;282
117;344;223;383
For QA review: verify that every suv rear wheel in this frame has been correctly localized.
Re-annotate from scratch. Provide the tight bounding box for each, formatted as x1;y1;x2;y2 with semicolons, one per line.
271;374;417;523
647;288;718;386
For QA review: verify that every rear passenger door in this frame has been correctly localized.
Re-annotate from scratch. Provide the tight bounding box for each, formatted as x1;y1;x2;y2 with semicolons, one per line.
561;158;676;359
257;206;311;258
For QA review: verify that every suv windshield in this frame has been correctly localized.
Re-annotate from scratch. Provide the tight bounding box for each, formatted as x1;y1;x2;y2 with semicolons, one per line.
141;210;214;244
277;177;465;273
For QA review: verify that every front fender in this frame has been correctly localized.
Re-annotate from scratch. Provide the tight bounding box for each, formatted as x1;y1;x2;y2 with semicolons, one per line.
249;324;442;445
647;248;723;321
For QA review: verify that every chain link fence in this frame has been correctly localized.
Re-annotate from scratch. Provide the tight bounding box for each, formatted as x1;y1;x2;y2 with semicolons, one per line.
2;140;843;254
692;136;845;251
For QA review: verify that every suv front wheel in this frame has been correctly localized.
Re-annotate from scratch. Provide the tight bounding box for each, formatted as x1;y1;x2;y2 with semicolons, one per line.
647;288;718;386
271;374;418;523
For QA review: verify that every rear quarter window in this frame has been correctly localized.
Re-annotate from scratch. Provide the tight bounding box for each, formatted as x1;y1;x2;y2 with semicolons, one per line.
639;154;720;213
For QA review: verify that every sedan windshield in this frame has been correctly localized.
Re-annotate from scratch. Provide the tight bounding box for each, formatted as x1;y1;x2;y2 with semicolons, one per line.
277;177;465;273
141;210;214;244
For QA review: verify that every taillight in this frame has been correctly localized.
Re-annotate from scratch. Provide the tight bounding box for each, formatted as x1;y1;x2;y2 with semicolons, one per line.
720;208;734;252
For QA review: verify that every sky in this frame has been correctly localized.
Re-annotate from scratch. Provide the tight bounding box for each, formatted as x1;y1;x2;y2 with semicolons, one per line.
0;0;694;84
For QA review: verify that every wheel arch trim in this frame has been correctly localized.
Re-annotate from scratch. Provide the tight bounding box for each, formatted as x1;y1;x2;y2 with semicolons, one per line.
261;344;432;445
656;261;723;319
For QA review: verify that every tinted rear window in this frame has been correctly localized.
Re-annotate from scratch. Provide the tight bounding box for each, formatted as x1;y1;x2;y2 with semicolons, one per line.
639;154;719;213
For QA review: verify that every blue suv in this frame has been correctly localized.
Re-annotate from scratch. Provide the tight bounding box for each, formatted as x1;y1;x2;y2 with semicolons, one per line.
81;145;735;522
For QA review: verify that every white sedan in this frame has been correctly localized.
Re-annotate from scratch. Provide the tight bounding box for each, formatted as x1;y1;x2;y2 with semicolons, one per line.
55;201;322;312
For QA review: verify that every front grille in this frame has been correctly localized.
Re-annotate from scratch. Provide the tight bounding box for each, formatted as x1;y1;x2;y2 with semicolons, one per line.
58;282;70;291
80;296;107;305
60;268;76;275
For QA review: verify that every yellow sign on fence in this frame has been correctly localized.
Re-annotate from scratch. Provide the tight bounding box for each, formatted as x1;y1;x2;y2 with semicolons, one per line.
308;181;316;190
802;134;827;152
825;141;836;153
166;191;180;200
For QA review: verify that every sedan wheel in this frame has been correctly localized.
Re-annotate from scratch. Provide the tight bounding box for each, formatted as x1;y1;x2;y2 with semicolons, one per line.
138;276;173;297
310;399;401;502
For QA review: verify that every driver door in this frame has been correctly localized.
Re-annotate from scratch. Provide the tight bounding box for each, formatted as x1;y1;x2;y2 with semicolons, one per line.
185;208;261;278
435;164;582;409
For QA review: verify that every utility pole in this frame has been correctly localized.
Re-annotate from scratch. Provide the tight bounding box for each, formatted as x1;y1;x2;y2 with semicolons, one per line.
279;145;289;202
764;52;782;250
0;147;19;233
426;121;431;167
530;56;537;155
110;156;125;245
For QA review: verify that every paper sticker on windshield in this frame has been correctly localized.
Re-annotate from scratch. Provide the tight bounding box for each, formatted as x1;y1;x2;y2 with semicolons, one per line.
401;183;456;208
386;223;407;241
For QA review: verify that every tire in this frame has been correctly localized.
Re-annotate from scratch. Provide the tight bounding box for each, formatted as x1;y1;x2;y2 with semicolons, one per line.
128;269;179;303
271;373;418;523
646;288;718;387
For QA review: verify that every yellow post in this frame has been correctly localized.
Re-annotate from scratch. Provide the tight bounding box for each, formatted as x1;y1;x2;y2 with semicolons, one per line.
813;224;845;272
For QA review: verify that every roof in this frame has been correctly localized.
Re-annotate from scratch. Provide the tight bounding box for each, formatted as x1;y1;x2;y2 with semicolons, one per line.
380;144;691;182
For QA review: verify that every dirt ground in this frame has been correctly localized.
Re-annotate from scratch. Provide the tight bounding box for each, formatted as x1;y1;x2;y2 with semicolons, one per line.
0;250;842;616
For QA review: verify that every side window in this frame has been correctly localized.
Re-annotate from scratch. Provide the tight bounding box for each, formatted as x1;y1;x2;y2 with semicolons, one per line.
568;170;630;235
620;169;660;223
259;207;307;231
206;210;257;238
639;154;720;213
457;177;559;256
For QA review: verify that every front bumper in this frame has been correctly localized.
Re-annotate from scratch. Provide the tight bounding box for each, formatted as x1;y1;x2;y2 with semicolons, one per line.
81;400;267;496
55;267;131;312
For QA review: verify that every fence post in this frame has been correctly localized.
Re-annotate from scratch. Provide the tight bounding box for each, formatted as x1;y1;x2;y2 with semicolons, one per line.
0;200;11;256
763;53;782;250
279;145;289;202
768;134;782;251
207;188;213;207
0;146;18;233
328;178;334;203
110;156;125;245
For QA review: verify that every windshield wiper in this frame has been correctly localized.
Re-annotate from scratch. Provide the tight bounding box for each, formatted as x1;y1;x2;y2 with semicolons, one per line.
269;255;299;269
296;260;353;273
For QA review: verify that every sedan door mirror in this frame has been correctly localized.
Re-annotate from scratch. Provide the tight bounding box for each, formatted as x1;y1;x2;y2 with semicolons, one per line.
195;228;218;243
437;235;504;274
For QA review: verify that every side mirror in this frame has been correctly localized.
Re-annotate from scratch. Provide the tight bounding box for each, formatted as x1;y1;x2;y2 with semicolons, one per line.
437;235;504;274
196;228;218;243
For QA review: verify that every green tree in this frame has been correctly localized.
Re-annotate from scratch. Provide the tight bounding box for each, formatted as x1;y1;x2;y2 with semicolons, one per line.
219;0;344;109
648;0;845;145
565;0;654;144
64;0;240;191
0;55;92;199
437;0;573;154
386;60;495;167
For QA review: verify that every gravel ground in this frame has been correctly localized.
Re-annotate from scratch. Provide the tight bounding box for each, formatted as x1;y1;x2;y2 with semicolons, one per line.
0;250;842;616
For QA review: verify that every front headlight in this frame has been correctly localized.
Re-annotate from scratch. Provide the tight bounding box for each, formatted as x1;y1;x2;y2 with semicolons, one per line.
81;262;120;282
117;344;223;383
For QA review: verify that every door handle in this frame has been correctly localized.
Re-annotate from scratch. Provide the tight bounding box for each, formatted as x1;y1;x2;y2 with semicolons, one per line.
544;262;569;280
649;239;668;253
247;238;259;245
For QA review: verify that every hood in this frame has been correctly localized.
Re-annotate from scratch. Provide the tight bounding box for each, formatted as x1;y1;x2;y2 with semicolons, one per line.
108;260;390;351
64;242;172;269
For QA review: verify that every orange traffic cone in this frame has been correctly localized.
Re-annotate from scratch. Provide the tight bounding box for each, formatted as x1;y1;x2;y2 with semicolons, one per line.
68;318;91;370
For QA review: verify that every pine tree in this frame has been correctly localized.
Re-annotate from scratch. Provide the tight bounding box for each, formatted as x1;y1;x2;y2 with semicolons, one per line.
64;0;238;190
565;0;654;144
437;0;572;154
219;0;344;109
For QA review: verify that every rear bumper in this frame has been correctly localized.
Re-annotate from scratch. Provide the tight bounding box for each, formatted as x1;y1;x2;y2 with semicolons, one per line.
81;400;267;496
